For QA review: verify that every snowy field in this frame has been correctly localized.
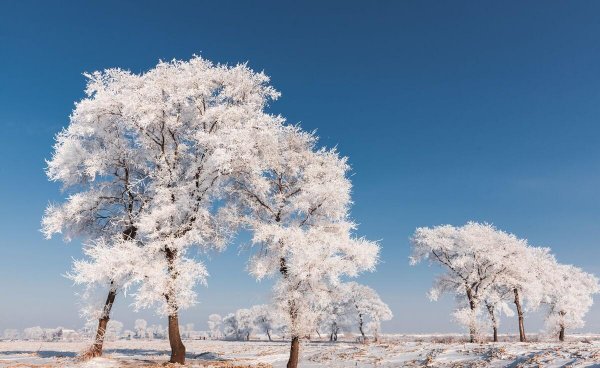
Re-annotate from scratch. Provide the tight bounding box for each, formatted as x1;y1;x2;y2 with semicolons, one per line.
1;335;600;367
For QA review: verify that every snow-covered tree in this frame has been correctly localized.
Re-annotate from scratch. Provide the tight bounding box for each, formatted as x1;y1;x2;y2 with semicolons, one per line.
23;327;45;341
207;314;223;339
67;238;145;344
105;320;123;341
122;330;134;339
46;327;64;341
181;323;195;339
317;282;391;342
222;313;239;340
237;309;254;341
3;329;20;340
250;304;278;341
134;319;148;339
495;245;554;342
480;285;514;342
342;282;392;342
222;309;254;340
45;56;284;364
541;262;599;341
147;324;167;339
320;299;346;342
478;245;561;342
21;327;69;341
410;222;525;342
43;64;149;357
410;222;600;343
230;127;379;367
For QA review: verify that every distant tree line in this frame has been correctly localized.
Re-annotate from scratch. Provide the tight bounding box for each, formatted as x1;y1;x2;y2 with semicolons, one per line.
411;222;599;343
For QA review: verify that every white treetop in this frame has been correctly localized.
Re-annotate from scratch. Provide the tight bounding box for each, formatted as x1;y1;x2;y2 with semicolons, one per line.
46;56;284;315
250;304;279;341
411;221;600;342
541;262;599;338
44;56;286;363
223;309;254;340
134;319;148;339
342;282;392;341
319;282;392;341
410;222;526;341
230;127;379;338
207;314;223;339
222;125;379;366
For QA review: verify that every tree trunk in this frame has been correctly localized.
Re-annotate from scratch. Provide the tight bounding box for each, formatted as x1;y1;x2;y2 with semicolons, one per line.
358;312;366;342
558;310;566;342
165;246;186;364
168;313;186;364
280;256;302;367
485;303;498;342
469;327;476;343
330;322;338;342
287;335;300;368
267;329;272;342
513;288;526;342
81;226;136;360
559;325;565;342
82;284;117;359
465;286;477;343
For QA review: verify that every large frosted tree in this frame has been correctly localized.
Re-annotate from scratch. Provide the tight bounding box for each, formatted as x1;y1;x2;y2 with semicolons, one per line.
44;56;283;364
229;127;379;368
43;69;150;357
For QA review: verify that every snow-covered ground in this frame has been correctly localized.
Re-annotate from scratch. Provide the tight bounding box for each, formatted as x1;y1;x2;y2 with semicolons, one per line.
1;335;599;367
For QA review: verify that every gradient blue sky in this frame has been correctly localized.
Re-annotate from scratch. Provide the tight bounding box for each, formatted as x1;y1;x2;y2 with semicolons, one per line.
1;1;599;334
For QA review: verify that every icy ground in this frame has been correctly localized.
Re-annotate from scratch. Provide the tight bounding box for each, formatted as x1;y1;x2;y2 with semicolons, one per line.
1;335;599;367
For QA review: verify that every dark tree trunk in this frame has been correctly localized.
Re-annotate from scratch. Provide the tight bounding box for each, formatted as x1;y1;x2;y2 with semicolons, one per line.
465;286;477;343
267;329;272;341
485;303;498;342
358;312;366;342
280;256;302;368
513;288;526;342
168;313;186;364
82;284;116;359
82;226;137;359
558;310;566;342
559;325;565;342
468;326;476;343
329;322;338;342
165;246;186;364
287;336;300;368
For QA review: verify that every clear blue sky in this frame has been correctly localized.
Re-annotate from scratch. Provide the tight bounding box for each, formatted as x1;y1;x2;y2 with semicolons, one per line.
1;1;599;334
